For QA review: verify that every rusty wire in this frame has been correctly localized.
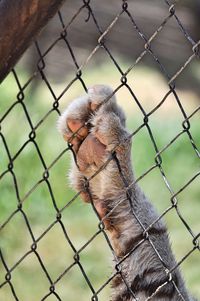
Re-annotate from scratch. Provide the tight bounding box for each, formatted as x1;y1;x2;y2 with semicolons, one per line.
0;1;199;300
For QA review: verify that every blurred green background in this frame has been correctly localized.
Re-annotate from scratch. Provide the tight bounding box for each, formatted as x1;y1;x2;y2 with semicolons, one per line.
0;61;199;301
0;0;200;299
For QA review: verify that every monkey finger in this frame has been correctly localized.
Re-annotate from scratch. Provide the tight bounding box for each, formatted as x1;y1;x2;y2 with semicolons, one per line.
88;84;114;112
94;200;113;230
62;132;81;153
77;133;106;171
67;118;88;140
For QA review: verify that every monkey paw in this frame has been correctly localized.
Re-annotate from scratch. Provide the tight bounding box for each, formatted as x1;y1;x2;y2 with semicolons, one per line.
58;85;118;170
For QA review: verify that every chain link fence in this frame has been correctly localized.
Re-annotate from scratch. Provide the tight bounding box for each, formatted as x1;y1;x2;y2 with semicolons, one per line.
0;0;199;300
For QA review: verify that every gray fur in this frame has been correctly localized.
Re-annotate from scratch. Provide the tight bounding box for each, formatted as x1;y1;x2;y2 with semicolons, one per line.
58;85;196;301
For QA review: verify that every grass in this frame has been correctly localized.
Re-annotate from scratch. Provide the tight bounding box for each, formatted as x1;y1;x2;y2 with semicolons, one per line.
0;63;199;301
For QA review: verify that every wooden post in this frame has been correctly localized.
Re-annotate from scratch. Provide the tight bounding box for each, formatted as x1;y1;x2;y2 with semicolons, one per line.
0;0;66;83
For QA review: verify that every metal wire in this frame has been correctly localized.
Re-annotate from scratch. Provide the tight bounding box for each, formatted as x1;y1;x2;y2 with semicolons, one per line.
0;1;199;301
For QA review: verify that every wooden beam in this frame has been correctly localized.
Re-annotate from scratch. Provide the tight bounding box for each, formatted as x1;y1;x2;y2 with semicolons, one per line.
0;0;66;83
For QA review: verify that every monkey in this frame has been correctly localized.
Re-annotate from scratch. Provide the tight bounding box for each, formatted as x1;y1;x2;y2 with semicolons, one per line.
57;85;196;301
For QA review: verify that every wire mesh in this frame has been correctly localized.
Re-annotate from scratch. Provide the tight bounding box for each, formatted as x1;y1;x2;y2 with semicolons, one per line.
0;0;199;300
